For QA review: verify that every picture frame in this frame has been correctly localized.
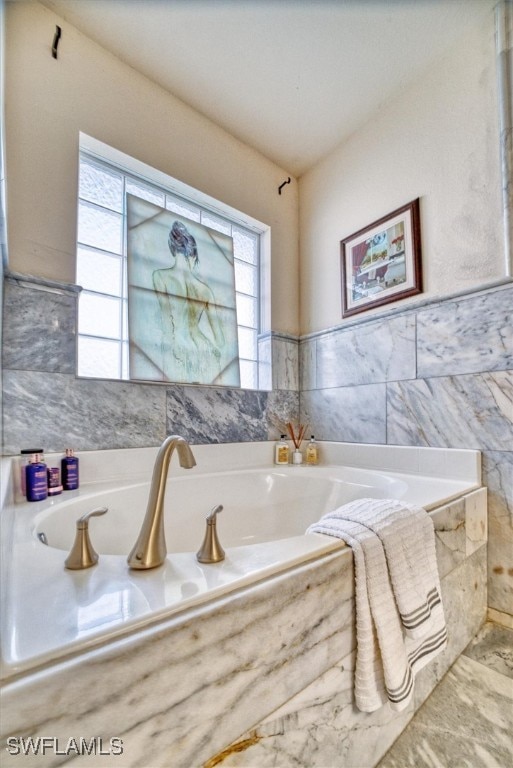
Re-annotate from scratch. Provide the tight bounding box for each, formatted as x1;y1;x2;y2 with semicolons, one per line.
340;198;422;318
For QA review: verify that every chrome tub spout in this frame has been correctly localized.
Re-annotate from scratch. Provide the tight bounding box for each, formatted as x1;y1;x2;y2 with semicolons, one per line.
127;435;196;569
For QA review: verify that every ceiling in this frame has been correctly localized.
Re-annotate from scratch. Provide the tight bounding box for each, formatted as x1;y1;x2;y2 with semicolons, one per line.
39;0;494;176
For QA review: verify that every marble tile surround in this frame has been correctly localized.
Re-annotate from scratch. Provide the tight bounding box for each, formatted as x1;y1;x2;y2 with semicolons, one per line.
416;287;513;378
2;369;298;453
2;278;77;374
204;502;488;768
1;549;356;768
301;384;387;444
165;383;298;444
0;491;487;768
313;314;416;390
386;371;513;450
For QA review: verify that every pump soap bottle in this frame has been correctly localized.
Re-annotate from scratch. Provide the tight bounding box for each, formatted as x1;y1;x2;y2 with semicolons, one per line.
15;448;44;502
61;448;79;490
25;454;48;502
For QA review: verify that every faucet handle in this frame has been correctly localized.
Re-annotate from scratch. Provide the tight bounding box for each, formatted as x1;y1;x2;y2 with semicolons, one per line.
65;506;108;570
197;505;225;564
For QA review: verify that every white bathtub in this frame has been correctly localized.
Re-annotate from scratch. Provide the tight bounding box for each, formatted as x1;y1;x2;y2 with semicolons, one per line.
0;441;480;678
33;466;410;555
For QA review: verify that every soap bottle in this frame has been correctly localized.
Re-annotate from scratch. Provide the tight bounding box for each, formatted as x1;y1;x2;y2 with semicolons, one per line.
275;435;290;465
15;448;44;502
306;436;319;466
25;453;48;502
61;448;79;490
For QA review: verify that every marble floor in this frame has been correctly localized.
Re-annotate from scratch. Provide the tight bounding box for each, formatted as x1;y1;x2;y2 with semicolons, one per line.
378;622;513;768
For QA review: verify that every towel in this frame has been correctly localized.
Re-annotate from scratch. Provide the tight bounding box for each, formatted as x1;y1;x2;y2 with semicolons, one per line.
307;498;447;713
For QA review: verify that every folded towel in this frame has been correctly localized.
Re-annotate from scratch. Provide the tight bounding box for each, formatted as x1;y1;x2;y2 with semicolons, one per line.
307;498;447;713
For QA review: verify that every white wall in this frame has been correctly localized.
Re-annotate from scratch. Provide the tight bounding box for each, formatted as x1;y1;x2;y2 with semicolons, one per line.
299;2;503;335
4;0;299;335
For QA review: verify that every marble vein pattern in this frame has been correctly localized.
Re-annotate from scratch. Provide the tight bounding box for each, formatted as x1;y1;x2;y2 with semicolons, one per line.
165;385;299;444
207;546;487;768
2;280;76;374
1;550;355;768
378;653;513;768
265;389;300;438
209;651;414;768
315;314;416;390
301;385;387;444
166;385;268;443
483;450;513;615
464;488;489;556
2;370;167;453
463;621;513;678
416;285;513;378
431;490;487;581
433;498;467;577
386;370;513;449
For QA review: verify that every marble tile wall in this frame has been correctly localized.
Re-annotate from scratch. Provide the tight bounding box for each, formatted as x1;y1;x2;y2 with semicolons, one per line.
300;283;513;618
1;275;299;454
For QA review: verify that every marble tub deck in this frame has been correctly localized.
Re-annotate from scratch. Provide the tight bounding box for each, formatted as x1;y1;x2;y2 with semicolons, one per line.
378;622;513;768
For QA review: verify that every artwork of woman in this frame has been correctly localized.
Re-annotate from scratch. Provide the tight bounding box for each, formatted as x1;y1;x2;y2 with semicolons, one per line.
127;195;240;386
152;220;226;383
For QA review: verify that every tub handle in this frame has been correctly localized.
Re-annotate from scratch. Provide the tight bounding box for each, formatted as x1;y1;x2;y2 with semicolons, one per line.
197;505;225;564
65;506;108;570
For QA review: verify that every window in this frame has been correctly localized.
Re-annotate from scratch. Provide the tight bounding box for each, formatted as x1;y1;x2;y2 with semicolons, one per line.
76;137;268;390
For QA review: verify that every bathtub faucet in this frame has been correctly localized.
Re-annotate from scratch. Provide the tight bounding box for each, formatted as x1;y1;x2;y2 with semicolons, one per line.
127;435;196;569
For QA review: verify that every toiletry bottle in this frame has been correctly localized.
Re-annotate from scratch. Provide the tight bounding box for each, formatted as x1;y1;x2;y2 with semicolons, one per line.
25;453;48;502
275;435;290;465
15;448;44;502
306;436;319;466
47;467;63;496
61;448;79;490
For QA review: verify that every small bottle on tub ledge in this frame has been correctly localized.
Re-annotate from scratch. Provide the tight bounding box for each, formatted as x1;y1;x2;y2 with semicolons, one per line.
274;435;290;465
15;448;44;502
25;453;48;502
47;466;63;496
306;436;319;466
61;448;79;490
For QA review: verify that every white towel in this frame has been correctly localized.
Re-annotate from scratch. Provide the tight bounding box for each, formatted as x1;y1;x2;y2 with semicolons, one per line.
307;498;447;713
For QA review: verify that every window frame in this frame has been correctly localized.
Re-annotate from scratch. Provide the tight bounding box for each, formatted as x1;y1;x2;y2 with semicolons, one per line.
76;134;270;390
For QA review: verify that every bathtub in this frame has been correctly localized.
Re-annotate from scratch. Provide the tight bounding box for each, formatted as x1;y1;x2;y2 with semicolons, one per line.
0;441;481;679
34;466;410;555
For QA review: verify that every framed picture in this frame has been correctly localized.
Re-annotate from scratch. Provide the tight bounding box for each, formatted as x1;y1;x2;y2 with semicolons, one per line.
340;198;422;317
